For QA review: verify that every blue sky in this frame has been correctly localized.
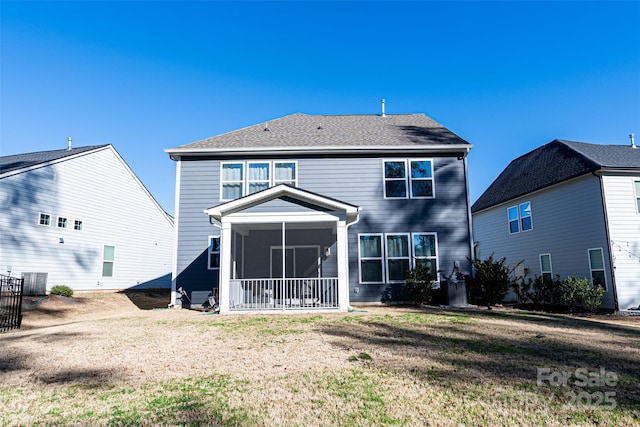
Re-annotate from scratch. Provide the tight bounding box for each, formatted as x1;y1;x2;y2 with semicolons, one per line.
2;1;639;216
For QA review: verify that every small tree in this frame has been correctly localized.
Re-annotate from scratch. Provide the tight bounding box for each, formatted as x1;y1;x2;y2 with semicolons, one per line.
404;263;434;306
467;255;511;309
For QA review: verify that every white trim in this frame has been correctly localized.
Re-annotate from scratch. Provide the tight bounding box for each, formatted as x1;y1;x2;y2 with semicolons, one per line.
171;158;182;307
220;161;244;201
634;179;640;214
358;233;385;284
507;201;533;234
102;244;116;277
411;232;439;281
73;220;83;231
382;158;435;200
220;160;299;201
57;216;68;229
408;159;435;199
382;159;409;199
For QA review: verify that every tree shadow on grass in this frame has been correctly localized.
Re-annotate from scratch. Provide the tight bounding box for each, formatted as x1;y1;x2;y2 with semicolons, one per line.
119;289;170;310
319;307;640;410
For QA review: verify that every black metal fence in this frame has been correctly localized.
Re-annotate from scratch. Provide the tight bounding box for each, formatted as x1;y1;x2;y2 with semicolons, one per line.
0;274;24;332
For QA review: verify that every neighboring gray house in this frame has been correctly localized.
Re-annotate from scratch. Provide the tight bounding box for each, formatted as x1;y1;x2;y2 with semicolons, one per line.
472;139;640;311
166;110;474;313
0;144;174;292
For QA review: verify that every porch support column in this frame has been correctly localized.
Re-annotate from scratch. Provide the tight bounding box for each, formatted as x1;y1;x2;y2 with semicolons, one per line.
336;220;349;311
219;220;232;314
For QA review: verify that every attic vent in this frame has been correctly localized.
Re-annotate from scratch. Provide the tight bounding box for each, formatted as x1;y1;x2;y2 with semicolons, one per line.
381;99;386;117
67;137;72;150
630;133;636;149
264;122;269;131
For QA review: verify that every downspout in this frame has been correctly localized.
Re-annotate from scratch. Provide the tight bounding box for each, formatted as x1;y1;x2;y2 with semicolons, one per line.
463;150;474;264
345;209;362;311
169;157;182;308
594;171;619;312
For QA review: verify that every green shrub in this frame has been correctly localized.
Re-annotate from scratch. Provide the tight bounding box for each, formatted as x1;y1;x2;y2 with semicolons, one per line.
404;263;435;305
467;255;512;309
559;276;604;312
50;285;73;297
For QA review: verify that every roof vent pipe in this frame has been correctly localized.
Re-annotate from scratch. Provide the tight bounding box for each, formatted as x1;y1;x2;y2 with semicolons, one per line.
67;137;72;150
381;99;386;117
630;133;636;149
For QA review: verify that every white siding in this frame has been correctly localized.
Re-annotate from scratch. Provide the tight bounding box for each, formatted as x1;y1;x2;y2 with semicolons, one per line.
0;146;174;291
602;174;640;310
473;175;616;309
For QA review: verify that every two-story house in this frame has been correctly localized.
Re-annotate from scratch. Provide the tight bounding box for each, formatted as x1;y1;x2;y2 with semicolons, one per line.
472;139;640;311
166;109;473;313
0;144;174;292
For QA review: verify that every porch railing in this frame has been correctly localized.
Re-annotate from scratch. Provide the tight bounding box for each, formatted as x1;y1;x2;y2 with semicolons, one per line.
1;274;24;332
229;277;339;311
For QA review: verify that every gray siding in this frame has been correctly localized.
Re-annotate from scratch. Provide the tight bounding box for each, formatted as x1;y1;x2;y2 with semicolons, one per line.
174;154;472;302
472;175;616;309
0;147;174;291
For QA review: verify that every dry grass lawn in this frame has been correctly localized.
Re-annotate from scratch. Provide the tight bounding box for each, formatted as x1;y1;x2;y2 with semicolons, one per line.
1;290;639;426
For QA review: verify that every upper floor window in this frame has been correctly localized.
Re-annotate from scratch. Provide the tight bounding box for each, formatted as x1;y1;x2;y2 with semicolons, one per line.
588;248;606;290
39;213;51;226
221;161;297;200
74;220;83;231
208;236;220;270
383;159;434;199
508;201;532;234
57;217;68;228
635;180;640;213
539;253;552;282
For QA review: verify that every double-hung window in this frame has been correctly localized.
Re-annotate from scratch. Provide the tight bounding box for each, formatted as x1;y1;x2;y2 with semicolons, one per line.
208;236;220;270
413;233;438;281
358;234;384;283
588;248;606;289
539;253;552;282
102;245;115;277
508;201;532;234
358;232;438;283
386;234;410;282
57;217;67;228
635;180;640;213
383;159;434;199
221;161;297;200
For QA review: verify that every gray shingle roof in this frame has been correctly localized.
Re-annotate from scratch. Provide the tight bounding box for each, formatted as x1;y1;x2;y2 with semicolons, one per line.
0;145;108;175
471;139;640;213
167;113;471;154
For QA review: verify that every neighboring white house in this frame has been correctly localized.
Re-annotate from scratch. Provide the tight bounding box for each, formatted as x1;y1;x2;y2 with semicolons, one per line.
472;139;640;311
0;144;174;292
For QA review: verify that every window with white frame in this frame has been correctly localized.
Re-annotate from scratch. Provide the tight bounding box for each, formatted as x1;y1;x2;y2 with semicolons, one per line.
358;234;384;283
74;220;83;231
358;232;438;284
57;217;67;228
208;236;220;270
386;234;410;282
588;248;606;289
635;180;640;213
383;159;434;199
39;213;51;226
413;233;438;281
221;161;297;200
102;245;115;277
539;253;552;282
508;201;532;234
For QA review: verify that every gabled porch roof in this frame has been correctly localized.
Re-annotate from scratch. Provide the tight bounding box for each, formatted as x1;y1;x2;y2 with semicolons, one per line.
204;184;361;223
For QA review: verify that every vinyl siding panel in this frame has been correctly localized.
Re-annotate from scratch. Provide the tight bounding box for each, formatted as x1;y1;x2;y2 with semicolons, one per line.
0;147;174;291
602;174;640;310
473;175;616;309
174;154;472;302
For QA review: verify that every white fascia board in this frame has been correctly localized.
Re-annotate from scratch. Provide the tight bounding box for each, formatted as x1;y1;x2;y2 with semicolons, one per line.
221;211;344;224
167;144;472;159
